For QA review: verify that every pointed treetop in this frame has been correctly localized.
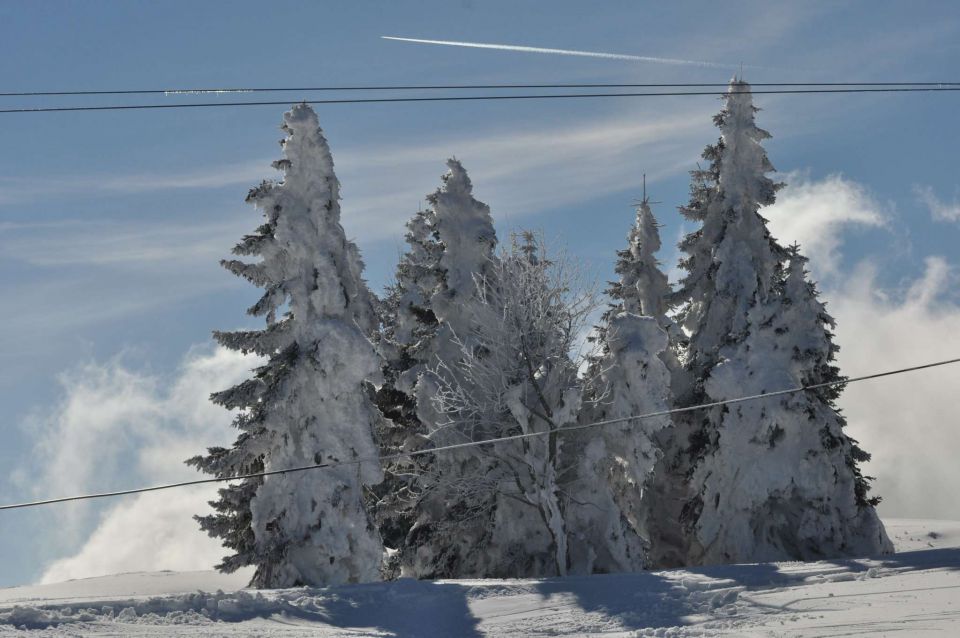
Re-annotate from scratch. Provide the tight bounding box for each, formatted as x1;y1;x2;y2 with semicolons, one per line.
606;184;669;321
271;104;341;208
283;102;320;130
722;77;760;119
783;243;819;303
518;230;541;265
636;199;662;255
427;158;497;315
785;243;810;277
715;78;779;214
441;157;474;197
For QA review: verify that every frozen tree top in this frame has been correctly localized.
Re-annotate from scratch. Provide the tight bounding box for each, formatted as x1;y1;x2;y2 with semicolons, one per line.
429;158;497;309
717;79;778;214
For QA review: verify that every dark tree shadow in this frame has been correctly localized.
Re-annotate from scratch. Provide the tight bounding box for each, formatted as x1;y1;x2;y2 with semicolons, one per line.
879;547;960;572
293;579;482;638
528;546;960;633
532;571;703;631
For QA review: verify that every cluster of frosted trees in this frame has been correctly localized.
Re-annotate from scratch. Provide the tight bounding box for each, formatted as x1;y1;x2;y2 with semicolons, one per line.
189;81;893;588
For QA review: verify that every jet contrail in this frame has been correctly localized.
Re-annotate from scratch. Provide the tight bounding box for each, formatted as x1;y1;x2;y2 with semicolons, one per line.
382;36;742;70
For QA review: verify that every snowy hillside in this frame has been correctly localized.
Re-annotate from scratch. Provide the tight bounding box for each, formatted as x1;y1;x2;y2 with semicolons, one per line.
1;519;957;636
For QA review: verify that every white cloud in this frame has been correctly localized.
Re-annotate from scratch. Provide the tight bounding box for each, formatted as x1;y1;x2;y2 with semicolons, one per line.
17;346;259;583
765;172;889;278
914;184;960;223
829;257;960;520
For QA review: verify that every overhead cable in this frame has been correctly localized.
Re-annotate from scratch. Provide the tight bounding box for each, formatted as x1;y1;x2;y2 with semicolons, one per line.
1;81;958;98
1;86;959;114
1;356;957;512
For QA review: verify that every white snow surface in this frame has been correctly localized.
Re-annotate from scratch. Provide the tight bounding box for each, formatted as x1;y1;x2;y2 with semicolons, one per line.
2;518;957;636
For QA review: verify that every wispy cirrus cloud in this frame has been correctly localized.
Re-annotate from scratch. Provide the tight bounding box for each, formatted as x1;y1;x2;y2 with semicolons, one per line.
334;104;714;239
1;103;714;248
0;218;243;267
0;160;269;205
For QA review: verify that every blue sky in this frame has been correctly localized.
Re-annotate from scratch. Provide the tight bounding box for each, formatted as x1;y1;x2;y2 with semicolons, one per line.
1;1;959;586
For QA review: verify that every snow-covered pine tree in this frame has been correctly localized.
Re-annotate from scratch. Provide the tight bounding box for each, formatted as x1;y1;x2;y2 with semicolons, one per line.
779;246;880;514
396;159;502;578
657;80;891;565
569;190;675;574
187;104;385;588
414;233;595;578
609;184;672;323
370;206;442;567
686;244;893;562
428;158;499;363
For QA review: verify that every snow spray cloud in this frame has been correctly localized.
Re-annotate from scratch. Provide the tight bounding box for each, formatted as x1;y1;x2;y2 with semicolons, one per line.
15;346;259;582
382;37;746;70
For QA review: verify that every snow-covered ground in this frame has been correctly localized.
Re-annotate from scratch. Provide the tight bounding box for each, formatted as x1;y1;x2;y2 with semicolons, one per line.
1;518;957;636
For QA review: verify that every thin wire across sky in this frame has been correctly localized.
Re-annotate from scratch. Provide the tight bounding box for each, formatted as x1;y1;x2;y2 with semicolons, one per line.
2;356;957;512
2;81;958;98
0;84;958;114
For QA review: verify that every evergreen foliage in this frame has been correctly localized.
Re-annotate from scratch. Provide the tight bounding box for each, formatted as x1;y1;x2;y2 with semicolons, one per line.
571;189;676;573
655;80;892;565
371;205;443;569
187;104;385;587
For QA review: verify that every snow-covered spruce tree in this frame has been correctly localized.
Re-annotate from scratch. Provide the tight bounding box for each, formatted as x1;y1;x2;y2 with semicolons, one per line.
654;80;890;566
369;206;442;566
413;233;595;578
588;185;683;377
608;190;672;323
569;193;675;574
390;158;501;578
745;246;891;552
187;104;385;588
427;158;499;364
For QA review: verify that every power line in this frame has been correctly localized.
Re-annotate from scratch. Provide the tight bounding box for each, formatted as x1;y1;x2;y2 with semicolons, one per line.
1;81;957;98
1;86;958;114
1;356;957;512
